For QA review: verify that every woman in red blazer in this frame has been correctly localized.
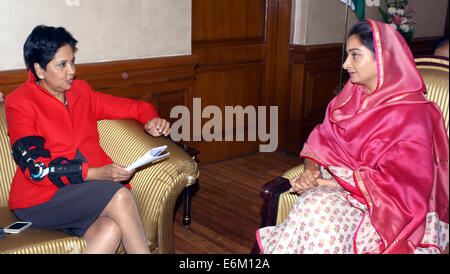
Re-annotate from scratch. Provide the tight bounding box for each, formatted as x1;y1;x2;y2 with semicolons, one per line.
5;25;171;254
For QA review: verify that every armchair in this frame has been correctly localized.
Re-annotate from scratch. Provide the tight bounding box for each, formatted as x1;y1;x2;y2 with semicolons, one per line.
0;103;198;254
254;56;449;254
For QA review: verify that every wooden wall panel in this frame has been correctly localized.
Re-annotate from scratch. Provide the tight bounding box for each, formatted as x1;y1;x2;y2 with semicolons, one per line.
284;44;344;154
191;0;292;163
189;63;264;163
144;89;188;125
194;63;264;107
192;0;266;43
409;36;446;56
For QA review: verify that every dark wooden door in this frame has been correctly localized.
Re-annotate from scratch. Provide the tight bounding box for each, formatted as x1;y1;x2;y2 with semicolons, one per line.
190;0;291;163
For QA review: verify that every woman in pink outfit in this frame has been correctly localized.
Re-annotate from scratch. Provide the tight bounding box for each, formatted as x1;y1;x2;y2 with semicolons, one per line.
256;20;449;254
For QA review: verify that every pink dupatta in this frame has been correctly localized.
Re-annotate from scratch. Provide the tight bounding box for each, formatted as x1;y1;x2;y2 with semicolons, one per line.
300;20;449;253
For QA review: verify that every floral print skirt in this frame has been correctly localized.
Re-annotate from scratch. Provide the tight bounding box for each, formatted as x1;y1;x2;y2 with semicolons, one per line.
256;167;449;254
257;185;380;254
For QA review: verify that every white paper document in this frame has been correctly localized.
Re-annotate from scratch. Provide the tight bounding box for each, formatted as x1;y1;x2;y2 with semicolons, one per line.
125;145;170;171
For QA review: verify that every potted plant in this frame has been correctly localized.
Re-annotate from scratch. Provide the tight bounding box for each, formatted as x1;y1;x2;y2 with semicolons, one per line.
379;0;415;42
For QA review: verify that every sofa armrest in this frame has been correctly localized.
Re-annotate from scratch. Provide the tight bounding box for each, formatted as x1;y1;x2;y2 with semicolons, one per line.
260;177;291;227
281;163;305;181
97;119;198;186
97;119;199;253
259;163;305;227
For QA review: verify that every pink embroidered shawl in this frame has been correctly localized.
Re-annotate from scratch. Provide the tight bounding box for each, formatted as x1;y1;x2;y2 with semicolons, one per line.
300;20;449;253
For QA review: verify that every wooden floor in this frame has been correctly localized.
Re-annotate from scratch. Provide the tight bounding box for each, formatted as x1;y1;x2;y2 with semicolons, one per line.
173;151;302;254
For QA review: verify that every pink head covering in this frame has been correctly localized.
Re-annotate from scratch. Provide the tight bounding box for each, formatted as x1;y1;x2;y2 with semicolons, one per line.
300;20;449;253
331;20;426;123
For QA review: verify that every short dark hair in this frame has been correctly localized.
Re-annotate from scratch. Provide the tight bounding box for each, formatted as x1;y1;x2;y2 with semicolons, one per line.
23;25;78;80
348;20;375;54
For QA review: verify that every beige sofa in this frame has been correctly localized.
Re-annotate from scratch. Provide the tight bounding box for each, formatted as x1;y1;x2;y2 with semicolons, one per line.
0;103;198;254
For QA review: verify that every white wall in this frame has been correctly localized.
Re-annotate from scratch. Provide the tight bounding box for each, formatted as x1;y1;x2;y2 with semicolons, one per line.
0;0;191;71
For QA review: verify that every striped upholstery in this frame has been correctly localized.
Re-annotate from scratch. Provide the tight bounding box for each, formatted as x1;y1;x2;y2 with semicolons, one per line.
0;104;15;207
0;103;198;253
415;57;449;135
277;164;304;225
97;119;199;253
275;57;449;227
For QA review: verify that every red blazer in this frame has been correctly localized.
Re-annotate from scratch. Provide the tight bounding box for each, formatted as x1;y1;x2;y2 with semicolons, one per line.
5;72;158;209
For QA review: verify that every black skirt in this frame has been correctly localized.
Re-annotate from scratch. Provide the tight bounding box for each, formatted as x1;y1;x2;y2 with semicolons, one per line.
14;151;125;237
